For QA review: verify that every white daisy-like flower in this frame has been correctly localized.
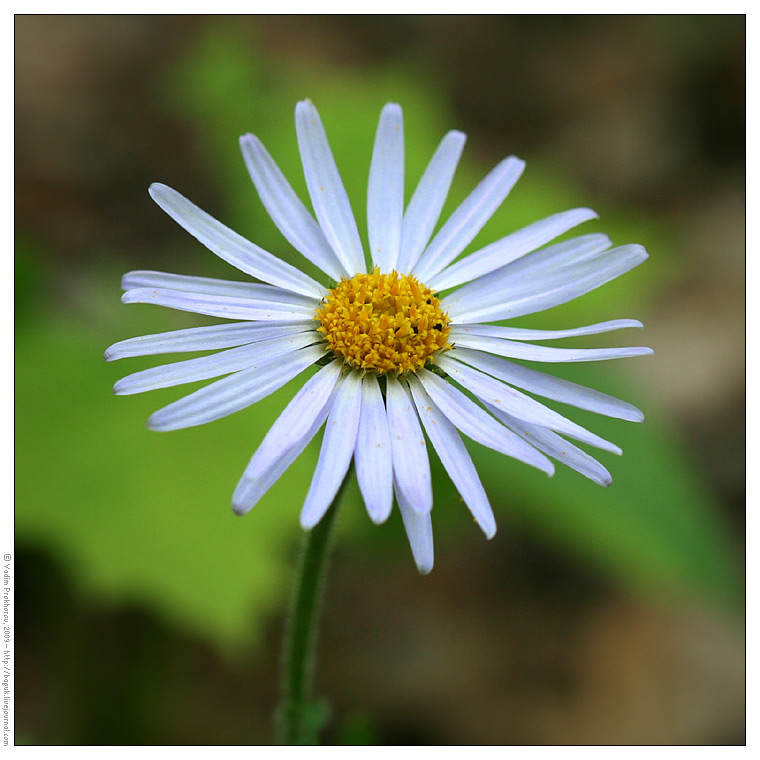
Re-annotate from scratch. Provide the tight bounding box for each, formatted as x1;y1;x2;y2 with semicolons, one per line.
107;100;651;574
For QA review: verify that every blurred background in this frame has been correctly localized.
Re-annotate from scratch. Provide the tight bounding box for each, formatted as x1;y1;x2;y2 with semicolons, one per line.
15;15;745;745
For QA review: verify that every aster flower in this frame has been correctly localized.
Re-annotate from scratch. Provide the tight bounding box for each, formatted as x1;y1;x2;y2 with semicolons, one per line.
107;100;651;574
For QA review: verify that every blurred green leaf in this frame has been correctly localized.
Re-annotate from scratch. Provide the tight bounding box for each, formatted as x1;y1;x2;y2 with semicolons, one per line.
15;306;324;654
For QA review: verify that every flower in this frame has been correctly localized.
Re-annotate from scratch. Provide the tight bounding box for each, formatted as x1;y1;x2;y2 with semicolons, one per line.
106;100;651;574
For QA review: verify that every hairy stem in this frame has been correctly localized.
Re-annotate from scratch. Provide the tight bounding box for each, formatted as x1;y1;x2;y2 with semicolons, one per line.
276;470;351;745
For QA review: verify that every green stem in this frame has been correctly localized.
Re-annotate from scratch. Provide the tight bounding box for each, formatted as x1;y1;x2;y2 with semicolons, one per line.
276;470;351;745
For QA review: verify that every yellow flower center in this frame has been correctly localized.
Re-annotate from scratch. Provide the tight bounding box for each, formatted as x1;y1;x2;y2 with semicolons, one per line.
315;269;451;374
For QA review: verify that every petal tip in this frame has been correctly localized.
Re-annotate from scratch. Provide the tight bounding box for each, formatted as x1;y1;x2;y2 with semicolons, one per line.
299;512;318;530
146;414;168;432
238;133;256;151
634;245;650;262
231;499;250;517
580;206;599;220
148;182;169;199
296;99;315;116
504;155;526;170
367;505;392;525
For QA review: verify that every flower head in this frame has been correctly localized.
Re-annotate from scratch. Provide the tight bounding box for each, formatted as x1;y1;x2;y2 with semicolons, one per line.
107;100;651;574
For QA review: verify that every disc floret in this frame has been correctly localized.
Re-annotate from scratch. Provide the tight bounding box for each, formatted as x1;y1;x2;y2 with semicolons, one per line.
315;268;451;374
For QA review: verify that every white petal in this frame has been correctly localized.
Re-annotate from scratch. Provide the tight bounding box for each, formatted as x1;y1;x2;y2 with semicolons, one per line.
444;232;610;318
239;134;347;281
367;103;404;272
397;130;466;273
148;183;326;298
295;100;365;275
413;370;553;475
484;404;612;487
354;374;393;525
451;334;653;363
121;270;320;309
113;331;321;395
451;346;645;422
446;240;647;323
121;287;316;322
300;370;363;528
385;375;432;514
442;233;608;318
411;156;525;283
449;319;644;342
408;377;496;538
396;479;434;575
232;360;343;514
105;321;315;362
232;397;332;516
436;354;621;454
426;207;598;291
147;343;327;432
